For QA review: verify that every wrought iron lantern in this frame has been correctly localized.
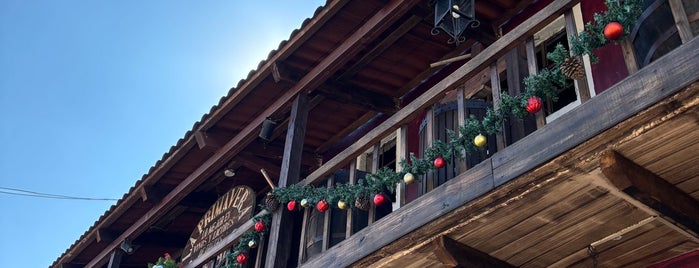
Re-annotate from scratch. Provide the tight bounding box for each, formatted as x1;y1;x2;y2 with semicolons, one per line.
432;0;479;45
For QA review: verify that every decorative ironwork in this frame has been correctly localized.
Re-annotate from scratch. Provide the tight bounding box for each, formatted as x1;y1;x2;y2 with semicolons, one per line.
432;0;480;45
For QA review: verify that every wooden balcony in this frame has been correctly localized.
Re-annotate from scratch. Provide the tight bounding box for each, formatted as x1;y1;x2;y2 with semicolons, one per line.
290;1;699;268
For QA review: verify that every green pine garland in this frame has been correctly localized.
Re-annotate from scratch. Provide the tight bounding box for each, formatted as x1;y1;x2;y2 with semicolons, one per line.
219;211;271;268
261;0;643;214
570;0;643;62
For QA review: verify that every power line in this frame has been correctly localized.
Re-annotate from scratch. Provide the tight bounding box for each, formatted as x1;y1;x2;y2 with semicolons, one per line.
0;186;119;201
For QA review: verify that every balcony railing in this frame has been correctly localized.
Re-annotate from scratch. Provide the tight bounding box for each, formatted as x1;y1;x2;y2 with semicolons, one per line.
184;0;698;267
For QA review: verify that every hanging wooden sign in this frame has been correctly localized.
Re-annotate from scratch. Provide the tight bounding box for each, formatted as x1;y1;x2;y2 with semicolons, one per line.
181;186;255;264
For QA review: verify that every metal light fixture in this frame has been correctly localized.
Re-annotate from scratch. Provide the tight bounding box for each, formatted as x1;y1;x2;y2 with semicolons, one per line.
432;0;479;45
119;240;134;254
259;118;277;142
223;168;236;177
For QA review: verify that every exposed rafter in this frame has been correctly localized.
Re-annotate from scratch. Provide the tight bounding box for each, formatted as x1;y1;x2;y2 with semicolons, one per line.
317;83;399;114
600;150;699;234
433;235;514;268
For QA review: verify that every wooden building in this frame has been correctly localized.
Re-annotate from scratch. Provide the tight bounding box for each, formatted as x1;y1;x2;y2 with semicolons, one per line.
53;0;699;267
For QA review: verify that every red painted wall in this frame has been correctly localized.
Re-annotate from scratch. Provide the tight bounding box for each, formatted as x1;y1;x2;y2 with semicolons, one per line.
580;0;630;94
503;0;630;94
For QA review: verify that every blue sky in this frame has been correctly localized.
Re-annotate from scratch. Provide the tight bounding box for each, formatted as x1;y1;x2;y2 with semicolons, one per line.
0;1;324;266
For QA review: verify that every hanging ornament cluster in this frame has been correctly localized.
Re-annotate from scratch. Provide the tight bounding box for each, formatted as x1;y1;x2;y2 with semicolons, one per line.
260;0;643;229
219;213;271;268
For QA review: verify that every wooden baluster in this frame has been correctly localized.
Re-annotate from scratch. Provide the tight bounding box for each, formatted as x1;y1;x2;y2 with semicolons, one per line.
525;37;546;129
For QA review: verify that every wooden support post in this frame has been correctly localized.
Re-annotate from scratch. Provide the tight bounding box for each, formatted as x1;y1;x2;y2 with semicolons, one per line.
322;177;333;251
505;46;528;141
346;160;356;238
265;94;309;268
620;39;639;75
254;238;267;268
424;107;435;193
107;249;122;268
394;125;408;209
525;37;546;129
297;206;310;266
669;0;693;44
456;88;469;171
564;10;591;103
600;150;699;234
433;235;515;268
489;63;506;150
368;144;380;224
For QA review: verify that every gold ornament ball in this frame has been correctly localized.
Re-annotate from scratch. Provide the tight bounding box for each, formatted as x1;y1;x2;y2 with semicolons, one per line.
248;240;258;248
474;134;487;147
337;200;348;210
403;172;415;184
300;199;309;207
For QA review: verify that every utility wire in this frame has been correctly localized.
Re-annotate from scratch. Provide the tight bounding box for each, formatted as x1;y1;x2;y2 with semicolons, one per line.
0;186;119;201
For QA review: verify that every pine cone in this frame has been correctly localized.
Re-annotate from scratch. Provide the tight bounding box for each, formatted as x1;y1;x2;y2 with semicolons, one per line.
264;193;279;212
560;56;585;80
354;196;370;211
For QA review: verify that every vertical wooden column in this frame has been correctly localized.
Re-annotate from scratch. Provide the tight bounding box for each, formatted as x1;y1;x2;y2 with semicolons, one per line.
254;238;267;268
368;144;380;224
423;107;435;193
525;37;546;129
394;125;408;210
489;63;506;150
107;250;122;268
265;93;309;268
669;0;693;43
505;47;528;141
346;160;357;238
321;177;333;251
564;10;591;103
456;88;469;171
296;205;309;266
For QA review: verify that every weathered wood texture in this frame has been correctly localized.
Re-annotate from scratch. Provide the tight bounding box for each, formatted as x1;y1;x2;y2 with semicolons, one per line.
301;159;494;267
266;94;309;268
309;33;699;268
433;235;515;268
491;34;699;187
301;0;582;187
600;150;699;233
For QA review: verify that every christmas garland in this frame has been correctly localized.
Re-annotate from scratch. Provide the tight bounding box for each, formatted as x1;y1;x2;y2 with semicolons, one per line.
219;211;271;268
212;1;644;266
259;0;642;213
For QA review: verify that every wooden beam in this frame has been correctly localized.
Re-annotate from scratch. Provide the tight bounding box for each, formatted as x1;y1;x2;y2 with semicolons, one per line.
96;228;118;244
139;186;166;203
317;84;399;114
669;0;693;44
314;111;377;154
302;159;494;268
600;150;699;233
302;6;699;268
301;0;585;188
83;11;427;268
338;14;425;81
237;153;282;182
194;130;226;151
564;10;591;103
525;37;546;128
433;235;515;268
265;94;309;268
245;138;319;168
272;61;301;84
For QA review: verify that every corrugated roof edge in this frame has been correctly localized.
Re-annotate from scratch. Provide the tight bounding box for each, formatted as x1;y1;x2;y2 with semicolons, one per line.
50;2;329;267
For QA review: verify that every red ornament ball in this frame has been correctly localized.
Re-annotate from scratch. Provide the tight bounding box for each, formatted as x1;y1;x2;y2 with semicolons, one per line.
316;200;329;212
254;221;265;232
604;22;624;40
526;96;542;114
236;253;247;264
287;200;297;211
373;193;387;206
433;156;445;168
